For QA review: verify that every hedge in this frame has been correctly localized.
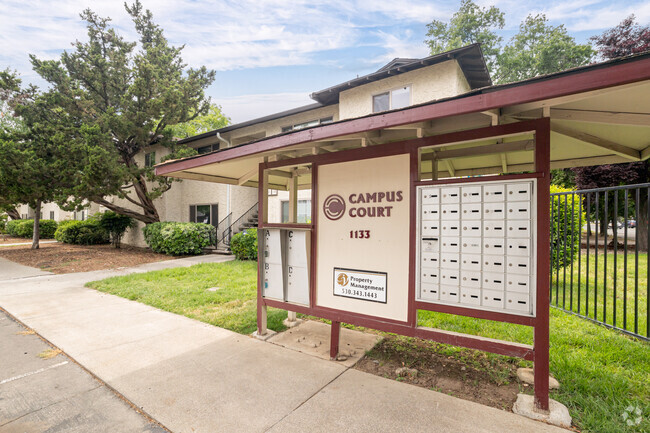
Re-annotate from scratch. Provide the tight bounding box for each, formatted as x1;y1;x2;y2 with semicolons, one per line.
142;222;215;256
230;229;258;261
5;219;58;239
54;219;109;245
550;185;584;270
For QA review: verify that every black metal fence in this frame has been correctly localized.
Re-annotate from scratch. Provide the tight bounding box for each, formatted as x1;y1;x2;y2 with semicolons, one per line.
550;183;649;341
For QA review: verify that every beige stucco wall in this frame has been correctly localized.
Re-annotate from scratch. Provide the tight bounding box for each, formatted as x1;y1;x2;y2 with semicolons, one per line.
338;60;470;120
224;105;339;145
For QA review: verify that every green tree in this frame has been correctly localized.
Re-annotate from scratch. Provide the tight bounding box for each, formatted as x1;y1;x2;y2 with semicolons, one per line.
170;104;230;139
496;14;594;83
425;2;594;84
25;1;215;224
425;0;505;75
0;72;82;249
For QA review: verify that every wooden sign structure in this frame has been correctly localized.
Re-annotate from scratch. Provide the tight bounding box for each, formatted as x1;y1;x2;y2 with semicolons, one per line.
256;119;551;410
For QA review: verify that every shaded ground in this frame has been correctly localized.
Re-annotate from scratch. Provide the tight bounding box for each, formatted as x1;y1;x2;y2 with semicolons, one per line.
0;242;177;274
355;335;525;412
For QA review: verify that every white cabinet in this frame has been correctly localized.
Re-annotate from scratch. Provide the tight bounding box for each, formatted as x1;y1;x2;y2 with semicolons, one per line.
417;179;536;316
260;228;311;306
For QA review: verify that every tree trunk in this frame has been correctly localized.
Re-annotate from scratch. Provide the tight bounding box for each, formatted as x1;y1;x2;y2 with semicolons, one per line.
31;201;41;250
6;207;20;220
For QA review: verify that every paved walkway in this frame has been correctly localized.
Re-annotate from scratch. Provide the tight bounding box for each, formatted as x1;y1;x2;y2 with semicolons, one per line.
0;256;566;432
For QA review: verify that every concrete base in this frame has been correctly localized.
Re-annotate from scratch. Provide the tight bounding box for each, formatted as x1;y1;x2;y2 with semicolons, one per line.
517;368;561;389
252;329;277;341
512;394;572;429
268;320;382;368
283;317;303;328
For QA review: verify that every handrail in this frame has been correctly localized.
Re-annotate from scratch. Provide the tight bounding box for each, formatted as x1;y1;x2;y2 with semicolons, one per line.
219;202;258;246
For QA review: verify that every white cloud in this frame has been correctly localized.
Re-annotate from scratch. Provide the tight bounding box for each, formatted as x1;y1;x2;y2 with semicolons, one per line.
217;92;313;124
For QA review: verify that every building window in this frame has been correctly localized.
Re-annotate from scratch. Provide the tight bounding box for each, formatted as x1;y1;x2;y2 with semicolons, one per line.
75;210;87;221
145;151;156;167
373;86;411;113
190;204;218;226
197;143;219;155
282;117;334;133
281;200;311;223
50;211;55;220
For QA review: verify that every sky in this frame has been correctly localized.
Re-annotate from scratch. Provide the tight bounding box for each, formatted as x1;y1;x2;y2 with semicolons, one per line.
1;1;649;124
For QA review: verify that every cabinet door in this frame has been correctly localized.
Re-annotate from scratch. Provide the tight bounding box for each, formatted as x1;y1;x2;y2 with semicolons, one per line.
506;182;532;201
483;272;505;291
483;238;506;255
421;268;440;284
461;239;482;254
421;187;440;205
505;292;532;313
421;204;440;221
461;220;482;237
263;229;284;265
507;238;531;257
286;265;310;305
440;269;460;286
507;256;531;275
441;187;461;203
482;290;505;309
440;286;460;303
483;221;506;238
483;184;506;202
483;202;506;220
286;230;308;267
441;204;461;220
507;201;531;220
483;255;506;274
460;288;481;305
460;254;481;271
420;282;440;301
461;270;481;288
506;274;530;293
440;253;461;270
262;262;284;300
461;186;482;203
461;203;482;220
440;237;461;253
507;220;531;238
421;252;440;268
422;222;440;237
441;222;461;237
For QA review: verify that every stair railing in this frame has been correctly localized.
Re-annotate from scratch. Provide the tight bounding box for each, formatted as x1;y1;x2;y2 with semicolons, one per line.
215;212;232;248
220;202;258;247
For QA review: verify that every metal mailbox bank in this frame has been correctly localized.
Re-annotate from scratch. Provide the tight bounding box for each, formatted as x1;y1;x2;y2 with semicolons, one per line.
156;51;650;413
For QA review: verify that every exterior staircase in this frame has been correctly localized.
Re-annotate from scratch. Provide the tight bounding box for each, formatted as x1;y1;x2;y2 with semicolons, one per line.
211;203;259;255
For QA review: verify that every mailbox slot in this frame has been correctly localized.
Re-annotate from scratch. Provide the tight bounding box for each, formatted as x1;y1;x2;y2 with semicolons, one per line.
508;220;531;238
421;187;440;204
461;239;482;254
506;292;531;313
440;253;460;270
507;201;531;219
483;238;505;255
507;256;530;275
483;202;506;220
441;223;461;237
460;254;482;271
483;221;506;237
461;221;482;237
461;186;482;203
461;271;482;288
507;182;532;201
441;187;460;203
440;237;461;252
440;269;460;286
421;269;440;284
483;272;505;290
422;204;440;220
460;288;481;305
420;283;440;300
440;286;460;302
483;255;506;273
483;184;506;202
482;290;505;309
461;203;482;220
507;274;530;293
422;223;440;237
441;204;461;220
421;252;440;267
507;238;531;256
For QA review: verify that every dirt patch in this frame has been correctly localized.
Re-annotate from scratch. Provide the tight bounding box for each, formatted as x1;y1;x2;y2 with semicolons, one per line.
355;335;526;411
0;242;178;273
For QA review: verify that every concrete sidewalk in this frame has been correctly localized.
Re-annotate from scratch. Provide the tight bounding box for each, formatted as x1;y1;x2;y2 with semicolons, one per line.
0;258;566;432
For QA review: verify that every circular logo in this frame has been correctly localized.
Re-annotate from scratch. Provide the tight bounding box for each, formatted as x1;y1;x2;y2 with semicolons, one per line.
337;273;349;286
323;194;346;221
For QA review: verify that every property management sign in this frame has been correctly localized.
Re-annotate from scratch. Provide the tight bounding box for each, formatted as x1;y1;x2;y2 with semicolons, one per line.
316;154;410;322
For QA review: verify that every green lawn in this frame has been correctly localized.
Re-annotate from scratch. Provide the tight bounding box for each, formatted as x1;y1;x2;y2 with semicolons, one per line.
551;252;648;338
87;260;649;433
86;261;288;334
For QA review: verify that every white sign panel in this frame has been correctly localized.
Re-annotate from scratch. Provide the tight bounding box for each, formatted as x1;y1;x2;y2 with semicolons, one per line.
333;268;387;304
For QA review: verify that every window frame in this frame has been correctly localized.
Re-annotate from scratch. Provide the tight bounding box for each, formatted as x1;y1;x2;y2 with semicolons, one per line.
144;151;156;167
372;85;412;113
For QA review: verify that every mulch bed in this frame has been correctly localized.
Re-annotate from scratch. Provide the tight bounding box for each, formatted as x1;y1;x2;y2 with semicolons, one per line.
355;335;525;411
0;242;177;274
0;236;37;245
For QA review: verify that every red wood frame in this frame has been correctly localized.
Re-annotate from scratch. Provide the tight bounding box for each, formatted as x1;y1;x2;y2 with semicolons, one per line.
256;118;551;410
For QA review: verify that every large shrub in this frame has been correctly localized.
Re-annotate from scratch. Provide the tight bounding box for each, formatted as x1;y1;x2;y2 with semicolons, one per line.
54;218;109;245
5;219;58;238
551;185;584;270
98;211;134;248
142;222;215;256
230;229;258;261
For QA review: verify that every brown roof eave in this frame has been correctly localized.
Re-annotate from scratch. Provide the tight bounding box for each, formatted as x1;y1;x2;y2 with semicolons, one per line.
156;53;650;177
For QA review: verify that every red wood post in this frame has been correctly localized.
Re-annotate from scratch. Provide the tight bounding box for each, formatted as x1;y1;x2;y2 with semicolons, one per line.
534;118;551;411
330;321;341;360
257;162;267;335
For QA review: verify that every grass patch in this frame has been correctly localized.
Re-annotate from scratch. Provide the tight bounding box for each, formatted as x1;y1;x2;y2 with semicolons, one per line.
86;260;287;334
551;252;648;337
87;260;649;432
417;309;649;432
